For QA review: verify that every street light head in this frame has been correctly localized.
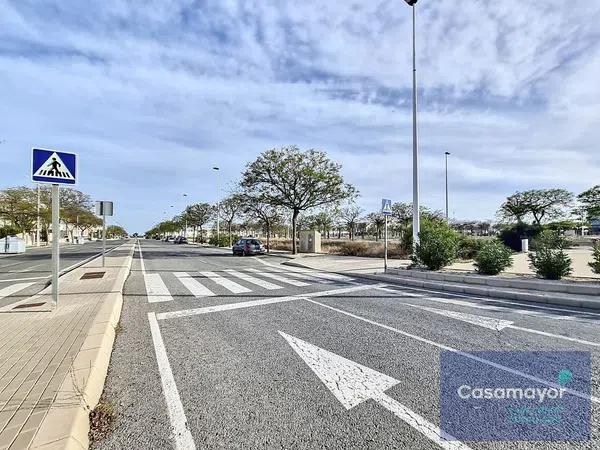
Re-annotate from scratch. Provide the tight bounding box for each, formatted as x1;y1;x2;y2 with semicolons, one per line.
212;167;220;171
445;151;451;155
404;0;418;5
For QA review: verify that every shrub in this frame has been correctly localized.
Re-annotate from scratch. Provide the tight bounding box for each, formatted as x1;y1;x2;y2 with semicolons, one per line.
474;240;513;275
529;230;572;280
589;243;600;274
499;223;542;252
333;241;370;256
457;236;485;260
208;234;238;247
412;223;459;270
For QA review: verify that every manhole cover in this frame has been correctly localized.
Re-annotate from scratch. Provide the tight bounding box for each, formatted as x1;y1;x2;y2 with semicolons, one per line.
13;302;46;310
81;271;106;280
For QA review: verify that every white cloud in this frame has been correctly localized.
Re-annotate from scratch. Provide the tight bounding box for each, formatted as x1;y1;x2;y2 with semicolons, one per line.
0;0;599;230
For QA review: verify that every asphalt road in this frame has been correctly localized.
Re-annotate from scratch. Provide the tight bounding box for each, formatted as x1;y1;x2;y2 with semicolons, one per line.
94;240;599;450
0;240;126;309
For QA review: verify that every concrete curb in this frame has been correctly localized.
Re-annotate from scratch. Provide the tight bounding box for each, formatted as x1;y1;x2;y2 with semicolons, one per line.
29;244;134;450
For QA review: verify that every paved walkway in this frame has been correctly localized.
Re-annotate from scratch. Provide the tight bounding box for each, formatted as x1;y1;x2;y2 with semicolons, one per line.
0;243;133;450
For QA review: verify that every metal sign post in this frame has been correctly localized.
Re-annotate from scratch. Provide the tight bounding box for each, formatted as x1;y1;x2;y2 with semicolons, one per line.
32;148;78;309
381;199;392;272
384;215;388;271
102;214;106;267
95;201;114;267
51;185;60;307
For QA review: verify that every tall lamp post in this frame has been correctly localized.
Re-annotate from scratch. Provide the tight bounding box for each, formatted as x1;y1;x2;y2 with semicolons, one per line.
213;167;220;241
445;152;450;222
404;0;420;246
182;193;188;238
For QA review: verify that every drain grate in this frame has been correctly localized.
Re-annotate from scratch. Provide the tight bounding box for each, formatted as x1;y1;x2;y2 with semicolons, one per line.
13;302;46;310
81;271;106;280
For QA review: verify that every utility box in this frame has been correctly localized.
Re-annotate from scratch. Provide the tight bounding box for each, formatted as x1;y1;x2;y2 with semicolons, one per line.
299;230;321;253
2;236;26;254
521;237;529;253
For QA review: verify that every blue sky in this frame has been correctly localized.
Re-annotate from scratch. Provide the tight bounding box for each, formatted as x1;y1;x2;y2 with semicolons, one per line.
1;0;599;232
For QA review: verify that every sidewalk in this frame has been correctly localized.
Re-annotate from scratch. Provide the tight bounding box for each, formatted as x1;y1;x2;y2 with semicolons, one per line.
0;242;134;450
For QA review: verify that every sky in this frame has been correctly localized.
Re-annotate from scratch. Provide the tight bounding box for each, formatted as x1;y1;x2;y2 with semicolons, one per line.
1;0;599;233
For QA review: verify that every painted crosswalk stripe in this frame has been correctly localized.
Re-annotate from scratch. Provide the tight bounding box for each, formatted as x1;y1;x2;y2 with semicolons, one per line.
0;282;35;300
224;269;283;290
145;273;173;303
245;268;310;287
174;272;215;298
199;271;251;294
305;271;354;282
278;271;334;284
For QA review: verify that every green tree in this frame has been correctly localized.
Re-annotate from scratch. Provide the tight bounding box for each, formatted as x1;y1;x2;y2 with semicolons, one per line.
0;187;37;233
184;203;214;242
577;185;600;220
244;200;282;252
106;225;128;238
240;146;356;253
340;203;363;240
220;194;245;246
498;189;573;225
366;212;385;241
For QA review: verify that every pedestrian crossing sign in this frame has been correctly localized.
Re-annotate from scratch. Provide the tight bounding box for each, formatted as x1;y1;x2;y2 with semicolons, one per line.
381;199;392;216
32;148;77;185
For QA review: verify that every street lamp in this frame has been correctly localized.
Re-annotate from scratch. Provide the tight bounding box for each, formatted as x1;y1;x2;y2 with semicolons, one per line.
445;152;450;222
403;0;420;246
213;167;220;241
182;194;188;238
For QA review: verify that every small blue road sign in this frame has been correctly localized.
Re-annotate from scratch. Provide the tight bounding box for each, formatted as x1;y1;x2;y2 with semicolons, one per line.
32;148;77;185
382;198;392;215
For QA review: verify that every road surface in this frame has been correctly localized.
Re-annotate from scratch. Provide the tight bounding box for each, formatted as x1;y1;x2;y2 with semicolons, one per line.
94;240;599;450
0;240;125;309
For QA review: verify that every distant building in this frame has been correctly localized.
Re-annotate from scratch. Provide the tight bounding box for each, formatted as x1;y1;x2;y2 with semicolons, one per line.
591;219;600;234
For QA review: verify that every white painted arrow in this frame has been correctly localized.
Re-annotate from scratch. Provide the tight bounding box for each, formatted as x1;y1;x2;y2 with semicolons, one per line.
409;304;514;331
279;331;473;450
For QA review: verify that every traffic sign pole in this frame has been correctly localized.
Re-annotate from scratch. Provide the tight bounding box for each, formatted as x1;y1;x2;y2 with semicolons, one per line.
102;214;106;267
51;184;60;308
384;215;388;271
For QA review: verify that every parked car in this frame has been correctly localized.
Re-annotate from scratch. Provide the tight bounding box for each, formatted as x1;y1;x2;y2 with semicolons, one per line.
164;236;174;242
232;238;265;256
174;236;188;244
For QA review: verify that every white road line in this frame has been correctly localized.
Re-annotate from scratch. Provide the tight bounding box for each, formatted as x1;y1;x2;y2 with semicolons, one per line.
15;263;46;273
308;300;600;405
148;313;196;450
0;282;35;301
374;392;472;450
138;240;146;273
280;331;472;450
174;272;215;298
507;325;600;347
157;283;387;321
375;285;600;319
245;268;310;287
145;273;173;303
224;269;282;290
0;276;49;283
199;271;251;294
306;272;354;282
279;271;334;284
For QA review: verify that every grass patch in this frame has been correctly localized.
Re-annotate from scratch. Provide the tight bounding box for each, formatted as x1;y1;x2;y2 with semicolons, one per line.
89;399;115;443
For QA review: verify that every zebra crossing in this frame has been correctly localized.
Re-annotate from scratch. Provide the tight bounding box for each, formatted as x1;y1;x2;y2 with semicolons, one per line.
143;267;355;303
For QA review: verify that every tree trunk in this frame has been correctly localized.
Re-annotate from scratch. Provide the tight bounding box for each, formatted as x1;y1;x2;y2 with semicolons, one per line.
228;222;233;247
266;221;271;253
292;209;299;254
